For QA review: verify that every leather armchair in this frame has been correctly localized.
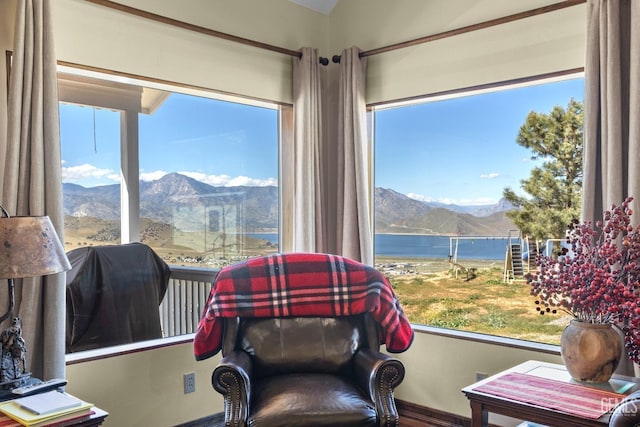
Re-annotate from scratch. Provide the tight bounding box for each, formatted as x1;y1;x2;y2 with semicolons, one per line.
610;390;640;427
212;314;406;427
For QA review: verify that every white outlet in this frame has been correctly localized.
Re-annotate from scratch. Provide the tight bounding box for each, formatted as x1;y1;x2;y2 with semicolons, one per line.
184;372;195;394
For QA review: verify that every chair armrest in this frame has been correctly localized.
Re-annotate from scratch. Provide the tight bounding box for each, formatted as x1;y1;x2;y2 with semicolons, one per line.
610;390;640;427
212;350;253;427
353;349;405;427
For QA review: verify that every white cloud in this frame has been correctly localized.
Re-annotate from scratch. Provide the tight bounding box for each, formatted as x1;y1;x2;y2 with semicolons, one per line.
407;193;432;202
65;164;277;187
140;170;168;181
480;172;500;179
180;171;276;187
228;175;278;186
62;163;118;183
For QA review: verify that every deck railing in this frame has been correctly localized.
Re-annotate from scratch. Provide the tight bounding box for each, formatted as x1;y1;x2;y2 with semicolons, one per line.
160;266;218;337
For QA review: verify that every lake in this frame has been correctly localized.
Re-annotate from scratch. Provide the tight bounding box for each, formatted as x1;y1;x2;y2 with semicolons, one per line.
247;233;514;260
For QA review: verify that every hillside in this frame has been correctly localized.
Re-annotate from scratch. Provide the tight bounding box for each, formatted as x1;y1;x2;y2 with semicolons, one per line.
63;173;516;241
374;188;515;235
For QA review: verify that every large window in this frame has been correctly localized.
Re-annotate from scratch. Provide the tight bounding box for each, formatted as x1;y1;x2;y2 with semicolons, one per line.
60;74;280;267
374;75;584;345
136;92;279;267
59;70;281;353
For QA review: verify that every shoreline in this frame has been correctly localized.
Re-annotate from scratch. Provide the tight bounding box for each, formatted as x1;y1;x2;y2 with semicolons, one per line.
375;255;505;275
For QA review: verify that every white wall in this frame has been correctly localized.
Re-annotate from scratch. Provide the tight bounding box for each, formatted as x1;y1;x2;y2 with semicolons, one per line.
64;331;563;427
53;0;330;104
65;342;221;427
328;0;586;104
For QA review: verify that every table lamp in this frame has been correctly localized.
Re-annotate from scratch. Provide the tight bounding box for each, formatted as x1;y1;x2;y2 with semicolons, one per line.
0;204;71;389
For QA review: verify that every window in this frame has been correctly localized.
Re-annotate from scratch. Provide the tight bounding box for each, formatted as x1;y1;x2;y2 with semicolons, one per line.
373;74;584;345
60;105;122;245
59;70;281;352
137;92;279;267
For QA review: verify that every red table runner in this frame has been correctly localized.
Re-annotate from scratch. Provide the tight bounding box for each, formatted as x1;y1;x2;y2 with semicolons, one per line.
473;372;625;419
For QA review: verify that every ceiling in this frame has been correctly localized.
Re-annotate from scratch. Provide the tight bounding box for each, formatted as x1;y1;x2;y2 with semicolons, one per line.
288;0;338;15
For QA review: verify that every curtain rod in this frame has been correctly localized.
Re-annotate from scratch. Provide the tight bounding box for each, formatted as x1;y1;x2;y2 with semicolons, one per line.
85;0;303;58
86;0;585;65
330;0;586;62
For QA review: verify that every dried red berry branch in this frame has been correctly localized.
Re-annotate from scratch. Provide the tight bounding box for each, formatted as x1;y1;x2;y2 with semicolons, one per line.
527;197;640;363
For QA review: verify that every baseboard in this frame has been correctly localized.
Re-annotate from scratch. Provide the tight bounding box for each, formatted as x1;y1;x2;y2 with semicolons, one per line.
174;412;225;427
397;399;471;427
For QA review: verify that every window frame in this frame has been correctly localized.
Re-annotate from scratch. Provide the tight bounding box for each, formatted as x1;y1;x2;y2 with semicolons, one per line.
58;65;288;359
369;69;585;353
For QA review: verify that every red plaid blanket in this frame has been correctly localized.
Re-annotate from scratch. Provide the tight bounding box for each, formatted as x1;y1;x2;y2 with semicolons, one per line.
194;253;414;360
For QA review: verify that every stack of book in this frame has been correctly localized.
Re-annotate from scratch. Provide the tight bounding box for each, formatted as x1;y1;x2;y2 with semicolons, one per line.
0;391;94;426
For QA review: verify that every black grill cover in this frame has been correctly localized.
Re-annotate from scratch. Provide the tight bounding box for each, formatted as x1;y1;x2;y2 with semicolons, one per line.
65;243;171;353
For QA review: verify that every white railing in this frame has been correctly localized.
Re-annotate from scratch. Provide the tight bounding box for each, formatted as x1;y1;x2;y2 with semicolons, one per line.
160;266;218;337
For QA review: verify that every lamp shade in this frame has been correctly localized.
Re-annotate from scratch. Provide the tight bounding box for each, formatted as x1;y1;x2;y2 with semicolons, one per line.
0;216;71;280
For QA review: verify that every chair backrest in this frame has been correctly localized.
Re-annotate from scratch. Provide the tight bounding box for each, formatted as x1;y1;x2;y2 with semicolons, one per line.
224;314;379;378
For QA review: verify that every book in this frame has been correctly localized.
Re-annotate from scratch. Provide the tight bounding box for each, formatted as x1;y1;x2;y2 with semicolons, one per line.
15;392;82;416
29;409;94;427
0;392;93;427
0;412;20;427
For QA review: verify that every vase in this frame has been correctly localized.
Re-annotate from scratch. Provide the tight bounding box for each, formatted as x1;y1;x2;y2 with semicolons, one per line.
560;319;622;383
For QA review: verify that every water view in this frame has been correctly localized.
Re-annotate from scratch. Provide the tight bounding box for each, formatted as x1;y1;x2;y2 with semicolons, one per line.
248;233;513;260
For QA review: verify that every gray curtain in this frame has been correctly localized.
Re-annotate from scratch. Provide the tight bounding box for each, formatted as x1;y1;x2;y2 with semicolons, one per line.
582;0;640;375
0;0;65;380
335;47;373;265
290;47;326;253
289;46;373;264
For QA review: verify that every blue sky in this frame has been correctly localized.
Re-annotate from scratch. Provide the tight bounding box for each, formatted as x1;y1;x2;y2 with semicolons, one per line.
375;76;584;205
60;76;584;206
60;95;279;188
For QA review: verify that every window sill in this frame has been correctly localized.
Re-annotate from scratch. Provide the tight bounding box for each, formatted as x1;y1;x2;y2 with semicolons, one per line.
412;323;561;355
65;334;195;365
65;324;560;365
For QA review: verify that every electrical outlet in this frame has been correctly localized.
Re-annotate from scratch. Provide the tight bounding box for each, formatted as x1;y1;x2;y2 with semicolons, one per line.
184;372;195;394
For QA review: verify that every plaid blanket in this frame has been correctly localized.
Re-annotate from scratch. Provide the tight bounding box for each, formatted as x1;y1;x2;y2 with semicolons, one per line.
194;253;414;360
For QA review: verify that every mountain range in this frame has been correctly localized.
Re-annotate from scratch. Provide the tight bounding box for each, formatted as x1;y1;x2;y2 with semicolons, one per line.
63;172;516;236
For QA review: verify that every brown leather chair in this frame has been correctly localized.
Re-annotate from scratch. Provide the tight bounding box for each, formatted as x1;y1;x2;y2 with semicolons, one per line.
610;390;640;426
212;313;406;427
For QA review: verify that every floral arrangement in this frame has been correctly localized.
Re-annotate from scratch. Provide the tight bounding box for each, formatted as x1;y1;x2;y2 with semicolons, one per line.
527;197;640;363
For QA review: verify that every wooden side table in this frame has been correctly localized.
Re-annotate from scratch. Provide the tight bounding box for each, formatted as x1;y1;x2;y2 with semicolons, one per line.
462;360;640;427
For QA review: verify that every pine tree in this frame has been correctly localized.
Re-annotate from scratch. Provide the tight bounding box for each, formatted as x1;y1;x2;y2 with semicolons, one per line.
503;99;583;244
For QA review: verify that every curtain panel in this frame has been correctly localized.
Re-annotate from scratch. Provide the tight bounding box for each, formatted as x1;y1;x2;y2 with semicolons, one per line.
1;0;65;380
289;46;374;265
290;47;327;253
583;0;640;221
582;0;640;375
335;47;373;265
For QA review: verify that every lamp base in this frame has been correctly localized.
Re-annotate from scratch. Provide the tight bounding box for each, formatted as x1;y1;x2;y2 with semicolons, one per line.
0;316;29;389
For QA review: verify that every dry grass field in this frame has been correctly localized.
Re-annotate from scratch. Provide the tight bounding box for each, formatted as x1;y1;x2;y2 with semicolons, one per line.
383;260;568;345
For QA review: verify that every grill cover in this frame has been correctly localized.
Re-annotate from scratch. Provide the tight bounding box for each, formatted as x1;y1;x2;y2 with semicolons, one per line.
65;243;171;352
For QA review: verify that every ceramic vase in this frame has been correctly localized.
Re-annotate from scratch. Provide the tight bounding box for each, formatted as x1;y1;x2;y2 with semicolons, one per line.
560;319;622;383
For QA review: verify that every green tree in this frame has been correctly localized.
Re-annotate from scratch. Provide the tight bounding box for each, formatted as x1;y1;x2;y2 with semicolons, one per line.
503;99;583;243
